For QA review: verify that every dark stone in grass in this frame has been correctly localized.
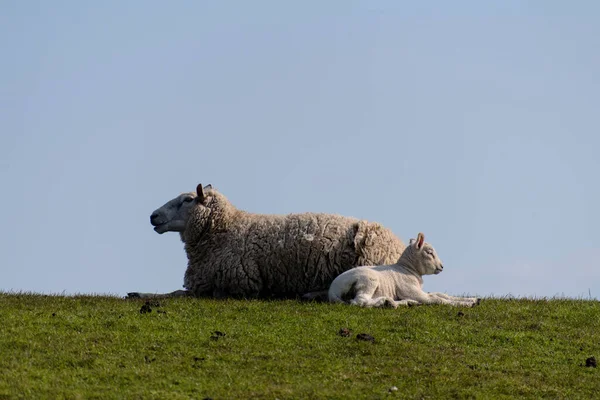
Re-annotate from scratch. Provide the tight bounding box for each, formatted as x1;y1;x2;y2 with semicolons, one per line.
51;313;56;317
148;300;161;307
210;331;226;340
140;302;152;314
585;357;597;368
356;333;375;343
339;328;351;337
457;311;465;317
193;356;205;362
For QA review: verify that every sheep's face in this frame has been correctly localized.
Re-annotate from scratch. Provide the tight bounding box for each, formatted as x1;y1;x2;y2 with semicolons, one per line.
406;233;444;276
150;192;198;234
150;184;214;235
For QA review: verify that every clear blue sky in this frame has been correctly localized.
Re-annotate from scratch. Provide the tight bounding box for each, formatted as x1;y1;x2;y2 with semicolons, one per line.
2;1;599;298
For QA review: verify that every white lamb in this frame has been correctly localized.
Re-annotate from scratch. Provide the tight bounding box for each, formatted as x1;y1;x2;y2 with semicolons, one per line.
328;233;480;308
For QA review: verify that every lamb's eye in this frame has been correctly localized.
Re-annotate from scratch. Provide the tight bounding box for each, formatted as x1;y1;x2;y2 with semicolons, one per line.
183;197;194;203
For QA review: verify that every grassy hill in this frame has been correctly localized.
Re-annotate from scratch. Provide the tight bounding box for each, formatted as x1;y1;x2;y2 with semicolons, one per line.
0;293;598;399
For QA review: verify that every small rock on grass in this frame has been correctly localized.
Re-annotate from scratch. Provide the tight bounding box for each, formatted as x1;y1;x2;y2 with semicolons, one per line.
356;333;375;343
139;302;152;314
585;356;597;368
339;328;351;337
210;331;226;340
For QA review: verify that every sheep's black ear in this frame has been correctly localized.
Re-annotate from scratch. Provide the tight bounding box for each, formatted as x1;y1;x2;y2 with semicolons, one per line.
416;233;425;250
196;184;205;203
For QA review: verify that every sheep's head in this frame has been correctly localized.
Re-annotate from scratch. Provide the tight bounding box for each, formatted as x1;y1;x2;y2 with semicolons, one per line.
150;184;213;234
401;233;444;276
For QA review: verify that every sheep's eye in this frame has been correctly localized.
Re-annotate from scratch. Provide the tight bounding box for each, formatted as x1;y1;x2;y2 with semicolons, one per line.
183;197;194;203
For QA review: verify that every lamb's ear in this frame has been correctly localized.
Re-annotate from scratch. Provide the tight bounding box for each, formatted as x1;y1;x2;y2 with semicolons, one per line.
416;232;425;250
204;184;212;190
196;183;206;203
409;238;416;246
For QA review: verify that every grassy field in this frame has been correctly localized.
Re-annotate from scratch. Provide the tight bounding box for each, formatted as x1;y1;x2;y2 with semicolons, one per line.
0;293;598;399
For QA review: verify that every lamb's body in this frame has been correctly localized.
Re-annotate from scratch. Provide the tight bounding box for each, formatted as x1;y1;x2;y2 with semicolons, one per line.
328;233;480;308
129;184;405;299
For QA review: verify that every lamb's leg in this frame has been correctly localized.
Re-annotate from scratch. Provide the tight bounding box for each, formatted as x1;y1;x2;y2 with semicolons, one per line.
369;296;401;308
370;297;421;308
429;292;481;306
126;290;192;299
350;293;389;308
411;291;475;307
393;299;421;307
348;277;382;308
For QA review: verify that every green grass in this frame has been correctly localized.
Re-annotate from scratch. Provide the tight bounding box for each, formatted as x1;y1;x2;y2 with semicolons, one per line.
0;293;598;399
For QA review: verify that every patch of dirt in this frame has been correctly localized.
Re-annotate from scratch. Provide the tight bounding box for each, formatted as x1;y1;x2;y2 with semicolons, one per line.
356;333;375;343
339;328;352;337
585;356;597;368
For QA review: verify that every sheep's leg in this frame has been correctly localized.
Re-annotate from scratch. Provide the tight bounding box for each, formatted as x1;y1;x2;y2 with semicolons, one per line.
411;291;475;307
429;292;480;305
394;299;421;307
350;293;393;308
301;290;329;302
126;290;192;299
370;296;401;308
348;277;383;308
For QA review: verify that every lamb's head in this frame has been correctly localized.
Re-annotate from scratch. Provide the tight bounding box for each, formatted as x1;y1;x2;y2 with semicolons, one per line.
150;184;213;234
400;233;444;276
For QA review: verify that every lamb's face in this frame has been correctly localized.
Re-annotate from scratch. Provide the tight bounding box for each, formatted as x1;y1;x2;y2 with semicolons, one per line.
406;233;444;276
417;243;444;276
150;192;198;234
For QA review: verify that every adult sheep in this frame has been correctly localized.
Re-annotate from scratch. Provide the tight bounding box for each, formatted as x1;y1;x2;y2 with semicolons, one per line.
128;184;405;299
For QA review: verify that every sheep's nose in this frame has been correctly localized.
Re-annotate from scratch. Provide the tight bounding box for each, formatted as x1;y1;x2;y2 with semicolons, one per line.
150;212;160;225
440;264;444;270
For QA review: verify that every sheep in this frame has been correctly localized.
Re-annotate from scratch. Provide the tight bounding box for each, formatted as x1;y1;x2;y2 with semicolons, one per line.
127;183;405;299
328;233;480;308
